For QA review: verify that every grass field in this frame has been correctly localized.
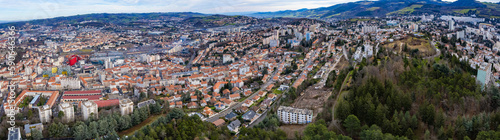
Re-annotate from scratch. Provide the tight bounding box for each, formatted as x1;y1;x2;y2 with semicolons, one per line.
367;7;380;11
454;9;477;14
79;49;93;52
382;37;435;56
118;114;163;137
388;4;423;15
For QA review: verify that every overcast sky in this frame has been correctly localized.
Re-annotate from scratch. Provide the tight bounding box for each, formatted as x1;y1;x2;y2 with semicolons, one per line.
0;0;498;21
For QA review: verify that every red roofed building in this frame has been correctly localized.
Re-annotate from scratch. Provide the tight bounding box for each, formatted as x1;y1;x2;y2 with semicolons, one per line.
93;99;120;108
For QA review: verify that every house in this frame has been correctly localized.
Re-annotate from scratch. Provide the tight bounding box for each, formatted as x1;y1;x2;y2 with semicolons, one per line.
242;110;257;122
187;102;198;109
203;107;215;117
222;89;231;96
212;119;226;127
169;102;175;108
227;120;241;132
225;111;238;121
260;99;273;110
191;95;198;102
215;101;225;110
176;101;183;108
268;93;276;100
258;91;267;97
235;106;249;114
252;95;260;101
229;93;241;100
243;90;252;96
242;100;253;107
200;100;207;107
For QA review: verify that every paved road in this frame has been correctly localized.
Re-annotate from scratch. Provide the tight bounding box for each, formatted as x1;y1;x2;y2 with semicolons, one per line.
205;57;286;123
423;41;441;59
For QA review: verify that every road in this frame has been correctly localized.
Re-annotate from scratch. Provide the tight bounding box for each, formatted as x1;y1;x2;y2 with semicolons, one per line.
205;57;287;123
423;40;441;59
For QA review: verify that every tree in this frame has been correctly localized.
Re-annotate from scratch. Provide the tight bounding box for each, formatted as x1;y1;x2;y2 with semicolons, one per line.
31;129;43;140
73;123;89;140
89;121;99;139
98;119;109;136
58;111;64;118
344;115;361;137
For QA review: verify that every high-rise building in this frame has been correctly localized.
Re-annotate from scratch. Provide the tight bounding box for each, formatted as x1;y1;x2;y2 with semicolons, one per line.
362;26;378;33
449;20;455;30
82;101;98;120
120;99;134;116
277;106;313;124
58;102;74;123
38;105;52;123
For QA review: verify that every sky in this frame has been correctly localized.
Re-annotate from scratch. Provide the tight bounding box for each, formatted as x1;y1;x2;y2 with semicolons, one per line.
0;0;498;21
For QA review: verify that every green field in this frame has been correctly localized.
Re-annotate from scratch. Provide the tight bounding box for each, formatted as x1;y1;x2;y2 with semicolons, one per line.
367;7;380;11
387;4;423;15
79;49;93;52
454;9;477;14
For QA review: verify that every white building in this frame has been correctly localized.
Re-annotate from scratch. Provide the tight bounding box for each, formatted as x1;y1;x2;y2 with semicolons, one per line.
38;105;52;123
362;26;377;34
82;101;98;120
223;54;234;63
457;30;465;40
277;106;313;124
120;99;134;116
58;102;74;123
61;78;81;89
449;20;455;30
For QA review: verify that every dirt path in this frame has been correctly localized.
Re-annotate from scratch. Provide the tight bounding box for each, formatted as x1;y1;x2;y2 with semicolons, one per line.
118;114;163;137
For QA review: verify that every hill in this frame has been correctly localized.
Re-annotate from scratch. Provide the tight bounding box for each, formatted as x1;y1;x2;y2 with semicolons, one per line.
250;0;500;19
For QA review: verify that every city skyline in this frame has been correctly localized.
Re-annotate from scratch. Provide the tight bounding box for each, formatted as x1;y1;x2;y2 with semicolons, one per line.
1;0;498;21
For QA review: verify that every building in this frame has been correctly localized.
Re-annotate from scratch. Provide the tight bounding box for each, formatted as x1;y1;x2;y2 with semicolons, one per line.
477;63;493;87
61;77;81;89
24;123;43;137
137;99;156;108
8;127;21;140
82;101;98;120
242;110;257;121
39;105;52;123
227;120;241;132
277;106;313;124
62;90;102;105
3;90;59;116
58;102;75;123
362;26;377;33
449;20;455;30
120;99;134;116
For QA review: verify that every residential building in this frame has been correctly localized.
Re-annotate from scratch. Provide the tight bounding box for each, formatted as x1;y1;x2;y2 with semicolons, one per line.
277;106;313;124
82;100;98;120
39;105;52;123
58;102;75;123
120;99;134;116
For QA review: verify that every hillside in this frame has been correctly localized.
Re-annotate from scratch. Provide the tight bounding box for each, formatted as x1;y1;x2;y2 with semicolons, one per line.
250;0;500;19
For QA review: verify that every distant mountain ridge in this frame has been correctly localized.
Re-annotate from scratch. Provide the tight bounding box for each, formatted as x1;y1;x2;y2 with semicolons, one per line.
250;0;500;19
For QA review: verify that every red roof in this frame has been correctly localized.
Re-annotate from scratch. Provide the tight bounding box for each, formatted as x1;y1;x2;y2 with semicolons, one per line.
64;90;101;95
62;95;102;101
94;99;119;108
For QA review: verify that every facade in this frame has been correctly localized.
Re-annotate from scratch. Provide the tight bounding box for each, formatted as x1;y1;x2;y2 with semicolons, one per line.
82;101;98;120
59;102;75;123
277;106;313;124
61;78;81;89
39;105;52;123
120;99;134;116
362;26;377;33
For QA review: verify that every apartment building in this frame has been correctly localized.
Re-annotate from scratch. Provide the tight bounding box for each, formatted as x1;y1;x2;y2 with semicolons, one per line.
58;102;75;123
277;106;313;124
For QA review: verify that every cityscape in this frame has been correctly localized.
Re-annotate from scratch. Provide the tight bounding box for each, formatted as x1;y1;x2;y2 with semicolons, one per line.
1;0;500;140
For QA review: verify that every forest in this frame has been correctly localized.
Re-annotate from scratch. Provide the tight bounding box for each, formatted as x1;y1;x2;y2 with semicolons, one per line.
334;48;500;139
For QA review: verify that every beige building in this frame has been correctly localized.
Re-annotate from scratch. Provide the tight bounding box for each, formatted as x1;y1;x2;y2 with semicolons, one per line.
119;99;134;116
82;101;98;120
38;105;52;123
58;102;74;123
